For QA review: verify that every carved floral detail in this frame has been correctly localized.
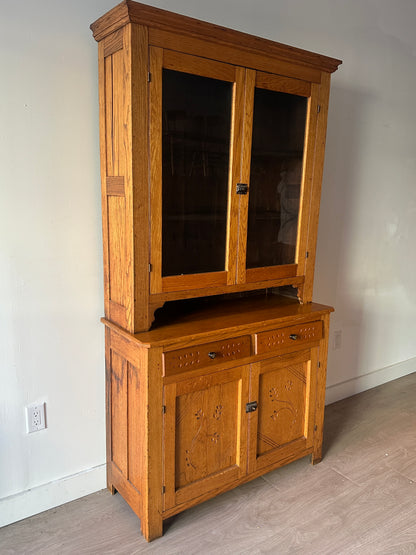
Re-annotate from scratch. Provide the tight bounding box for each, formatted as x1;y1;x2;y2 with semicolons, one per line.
285;380;293;392
213;404;223;420
269;387;279;400
185;449;197;469
210;432;220;443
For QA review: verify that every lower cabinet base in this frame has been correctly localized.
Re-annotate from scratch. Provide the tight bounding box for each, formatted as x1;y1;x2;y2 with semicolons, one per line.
108;449;323;541
103;298;332;542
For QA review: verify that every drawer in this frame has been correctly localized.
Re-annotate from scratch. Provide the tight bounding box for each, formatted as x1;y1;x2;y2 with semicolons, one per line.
256;321;322;355
164;336;251;376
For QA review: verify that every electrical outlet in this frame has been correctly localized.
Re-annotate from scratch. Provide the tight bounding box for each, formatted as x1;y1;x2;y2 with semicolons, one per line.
333;330;342;350
26;402;46;433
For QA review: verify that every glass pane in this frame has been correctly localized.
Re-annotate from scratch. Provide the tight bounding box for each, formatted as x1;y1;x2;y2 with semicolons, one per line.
162;69;232;277
246;88;307;269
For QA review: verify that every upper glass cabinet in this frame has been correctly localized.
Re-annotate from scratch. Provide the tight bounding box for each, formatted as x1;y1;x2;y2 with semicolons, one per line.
150;48;317;295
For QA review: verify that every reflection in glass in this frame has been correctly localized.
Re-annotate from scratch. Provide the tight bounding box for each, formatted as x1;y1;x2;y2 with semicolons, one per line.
162;69;232;277
246;88;307;269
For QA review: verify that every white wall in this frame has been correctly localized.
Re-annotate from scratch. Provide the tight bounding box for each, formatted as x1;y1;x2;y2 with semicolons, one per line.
1;0;415;526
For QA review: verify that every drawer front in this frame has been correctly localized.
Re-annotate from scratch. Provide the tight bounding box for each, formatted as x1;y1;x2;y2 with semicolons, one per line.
256;321;322;355
164;336;251;376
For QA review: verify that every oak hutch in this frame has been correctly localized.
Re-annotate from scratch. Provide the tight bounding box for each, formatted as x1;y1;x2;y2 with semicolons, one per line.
91;0;341;541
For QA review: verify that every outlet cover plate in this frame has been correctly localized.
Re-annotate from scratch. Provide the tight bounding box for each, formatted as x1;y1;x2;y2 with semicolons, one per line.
26;402;46;433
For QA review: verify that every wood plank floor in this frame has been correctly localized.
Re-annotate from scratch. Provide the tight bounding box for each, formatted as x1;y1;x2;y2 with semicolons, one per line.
1;372;416;554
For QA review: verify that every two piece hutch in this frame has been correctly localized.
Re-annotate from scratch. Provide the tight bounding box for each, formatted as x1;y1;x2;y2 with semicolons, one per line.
91;0;341;541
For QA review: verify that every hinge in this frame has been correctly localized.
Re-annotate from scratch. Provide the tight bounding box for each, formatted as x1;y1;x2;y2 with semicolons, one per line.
148;72;152;83
149;263;152;272
305;251;309;259
317;104;321;113
162;405;166;414
162;485;165;494
318;361;321;368
314;425;318;432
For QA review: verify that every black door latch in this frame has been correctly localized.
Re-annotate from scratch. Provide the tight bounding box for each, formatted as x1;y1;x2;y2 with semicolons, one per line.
246;401;258;413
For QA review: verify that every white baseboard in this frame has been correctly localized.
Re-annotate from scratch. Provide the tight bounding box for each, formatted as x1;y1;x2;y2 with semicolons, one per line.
0;464;106;528
325;357;416;405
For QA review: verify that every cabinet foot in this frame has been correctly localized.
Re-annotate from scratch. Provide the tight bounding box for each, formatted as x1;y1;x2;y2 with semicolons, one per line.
108;484;117;495
141;515;163;542
311;449;323;465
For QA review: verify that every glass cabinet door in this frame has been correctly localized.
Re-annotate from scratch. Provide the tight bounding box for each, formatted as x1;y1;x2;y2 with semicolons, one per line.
161;69;231;277
242;72;313;284
149;48;243;294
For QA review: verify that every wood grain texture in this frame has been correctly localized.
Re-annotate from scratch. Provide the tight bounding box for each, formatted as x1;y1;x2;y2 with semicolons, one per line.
161;272;227;294
236;68;255;285
5;374;415;553
110;349;128;476
151;274;305;307
256;70;311;97
91;1;342;75
103;27;123;57
245;264;298;284
130;296;333;350
164;335;251;377
167;366;250;506
302;72;332;302
141;346;164;541
256;320;322;354
98;41;111;320
106;176;125;196
295;81;319;292
163;49;236;82
312;311;330;463
225;66;245;285
129;23;151;333
248;349;316;473
149;46;163;295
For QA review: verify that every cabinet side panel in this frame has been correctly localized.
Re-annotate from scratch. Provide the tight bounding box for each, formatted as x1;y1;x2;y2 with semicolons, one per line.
107;196;128;324
110;349;128;475
99;44;110;319
102;38;134;331
127;359;144;492
106;328;146;524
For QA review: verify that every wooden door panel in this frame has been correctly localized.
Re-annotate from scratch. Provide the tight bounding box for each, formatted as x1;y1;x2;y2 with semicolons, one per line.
163;365;249;510
248;349;317;474
175;380;240;489
257;361;306;456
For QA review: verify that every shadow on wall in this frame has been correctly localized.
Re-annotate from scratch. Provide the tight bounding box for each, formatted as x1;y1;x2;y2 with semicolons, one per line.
314;84;375;392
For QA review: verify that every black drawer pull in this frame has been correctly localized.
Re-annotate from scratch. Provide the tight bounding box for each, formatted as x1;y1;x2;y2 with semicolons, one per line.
208;351;217;359
289;334;299;340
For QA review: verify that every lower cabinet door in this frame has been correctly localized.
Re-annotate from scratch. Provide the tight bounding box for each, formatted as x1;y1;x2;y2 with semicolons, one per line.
248;348;318;474
163;365;250;511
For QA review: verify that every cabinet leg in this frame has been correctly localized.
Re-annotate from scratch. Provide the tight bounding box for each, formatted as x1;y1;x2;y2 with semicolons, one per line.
311;444;323;465
311;453;322;465
108;483;117;495
141;514;163;542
